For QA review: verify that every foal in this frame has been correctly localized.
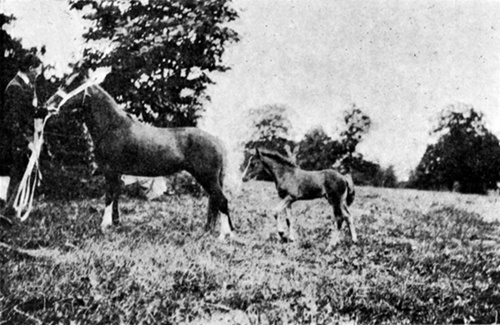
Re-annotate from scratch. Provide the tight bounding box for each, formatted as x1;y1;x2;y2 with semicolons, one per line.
242;148;357;246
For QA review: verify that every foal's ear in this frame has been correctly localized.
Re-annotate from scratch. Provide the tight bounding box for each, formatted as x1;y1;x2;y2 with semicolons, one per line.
255;148;261;157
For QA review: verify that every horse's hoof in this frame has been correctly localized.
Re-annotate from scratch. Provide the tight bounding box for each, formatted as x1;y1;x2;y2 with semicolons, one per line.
101;223;114;233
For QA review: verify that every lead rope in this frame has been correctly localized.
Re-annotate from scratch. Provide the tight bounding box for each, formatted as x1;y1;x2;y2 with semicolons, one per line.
13;80;96;221
13;112;54;221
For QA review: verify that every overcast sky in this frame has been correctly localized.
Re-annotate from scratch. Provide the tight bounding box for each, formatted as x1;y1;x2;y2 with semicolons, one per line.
2;0;500;180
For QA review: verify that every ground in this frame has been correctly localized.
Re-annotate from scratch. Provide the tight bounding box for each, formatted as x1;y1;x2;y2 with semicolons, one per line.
0;182;499;324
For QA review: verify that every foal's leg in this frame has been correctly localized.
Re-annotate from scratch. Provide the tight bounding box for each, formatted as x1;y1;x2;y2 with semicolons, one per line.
284;205;297;242
341;198;357;243
273;196;293;241
102;173;121;231
327;193;345;248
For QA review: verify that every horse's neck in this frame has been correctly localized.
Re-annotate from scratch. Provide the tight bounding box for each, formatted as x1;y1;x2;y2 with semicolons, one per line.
264;159;295;184
84;87;129;142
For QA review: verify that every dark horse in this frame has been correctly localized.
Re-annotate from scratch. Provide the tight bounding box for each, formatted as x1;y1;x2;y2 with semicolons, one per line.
242;148;357;246
45;72;234;239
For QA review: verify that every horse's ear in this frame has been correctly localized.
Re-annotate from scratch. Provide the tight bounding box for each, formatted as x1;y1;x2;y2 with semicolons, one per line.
255;148;261;157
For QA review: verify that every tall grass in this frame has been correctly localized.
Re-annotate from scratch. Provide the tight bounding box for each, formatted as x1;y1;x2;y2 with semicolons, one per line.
1;184;499;324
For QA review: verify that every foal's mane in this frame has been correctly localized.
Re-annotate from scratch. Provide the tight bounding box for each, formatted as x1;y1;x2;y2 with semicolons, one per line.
258;149;297;167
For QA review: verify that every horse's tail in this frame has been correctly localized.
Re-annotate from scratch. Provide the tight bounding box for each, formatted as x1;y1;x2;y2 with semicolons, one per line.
218;140;227;189
344;173;355;206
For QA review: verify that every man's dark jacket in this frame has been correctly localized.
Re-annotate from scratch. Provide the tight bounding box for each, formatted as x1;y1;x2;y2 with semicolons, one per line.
0;74;37;174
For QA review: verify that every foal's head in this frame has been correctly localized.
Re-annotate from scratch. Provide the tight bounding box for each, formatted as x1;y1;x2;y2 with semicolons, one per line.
242;148;296;182
242;150;266;182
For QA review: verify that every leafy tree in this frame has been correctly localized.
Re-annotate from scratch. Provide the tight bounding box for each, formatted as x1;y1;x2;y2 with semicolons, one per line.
70;0;239;127
339;104;371;164
296;127;344;171
296;105;371;171
381;165;398;188
410;105;500;194
241;104;296;179
243;104;296;154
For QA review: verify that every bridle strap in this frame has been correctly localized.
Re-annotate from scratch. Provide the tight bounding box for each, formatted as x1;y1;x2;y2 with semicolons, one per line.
241;156;254;179
54;80;96;111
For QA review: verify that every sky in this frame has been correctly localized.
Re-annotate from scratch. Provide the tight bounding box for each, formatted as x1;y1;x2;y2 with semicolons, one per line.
2;0;500;181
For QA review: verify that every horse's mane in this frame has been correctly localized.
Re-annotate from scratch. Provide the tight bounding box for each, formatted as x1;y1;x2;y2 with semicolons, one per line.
258;149;297;167
89;83;130;119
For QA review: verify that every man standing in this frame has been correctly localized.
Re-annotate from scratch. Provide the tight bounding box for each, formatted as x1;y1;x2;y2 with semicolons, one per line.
0;53;44;226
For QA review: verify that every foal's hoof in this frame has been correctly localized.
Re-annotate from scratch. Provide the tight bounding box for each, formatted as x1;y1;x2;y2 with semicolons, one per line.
218;231;236;242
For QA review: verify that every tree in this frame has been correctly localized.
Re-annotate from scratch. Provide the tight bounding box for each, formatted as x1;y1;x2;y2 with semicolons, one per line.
339;104;372;164
296;127;344;171
70;0;239;127
381;165;398;188
241;104;296;179
410;104;500;194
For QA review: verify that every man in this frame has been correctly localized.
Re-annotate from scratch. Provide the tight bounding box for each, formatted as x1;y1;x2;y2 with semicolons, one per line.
0;53;44;226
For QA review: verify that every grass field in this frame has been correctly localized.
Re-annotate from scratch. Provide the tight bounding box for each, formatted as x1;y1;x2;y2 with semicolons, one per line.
1;181;500;324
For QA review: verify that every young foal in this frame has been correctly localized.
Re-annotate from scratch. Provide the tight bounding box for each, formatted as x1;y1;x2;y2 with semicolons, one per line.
242;148;357;246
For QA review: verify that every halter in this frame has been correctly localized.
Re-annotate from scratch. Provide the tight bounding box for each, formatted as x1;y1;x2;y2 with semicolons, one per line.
51;80;96;112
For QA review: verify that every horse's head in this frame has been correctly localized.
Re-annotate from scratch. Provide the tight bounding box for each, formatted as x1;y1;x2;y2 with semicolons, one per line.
45;71;91;114
242;148;266;182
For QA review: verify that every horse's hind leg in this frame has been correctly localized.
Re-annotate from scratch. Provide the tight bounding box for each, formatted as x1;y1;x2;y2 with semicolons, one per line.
205;196;218;232
216;192;235;241
102;173;121;231
196;172;234;240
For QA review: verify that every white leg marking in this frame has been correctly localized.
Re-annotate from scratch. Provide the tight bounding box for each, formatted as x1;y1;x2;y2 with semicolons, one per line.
273;196;293;239
101;203;113;230
329;228;342;248
218;214;234;241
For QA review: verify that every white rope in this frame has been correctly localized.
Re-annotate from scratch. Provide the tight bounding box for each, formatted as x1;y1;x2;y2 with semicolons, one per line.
13;113;53;221
14;80;96;221
50;80;95;113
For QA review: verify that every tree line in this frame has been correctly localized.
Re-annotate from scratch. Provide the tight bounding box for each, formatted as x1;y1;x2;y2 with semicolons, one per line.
240;104;398;188
2;0;500;197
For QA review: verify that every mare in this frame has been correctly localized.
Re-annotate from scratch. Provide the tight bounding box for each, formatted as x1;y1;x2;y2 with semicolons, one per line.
242;148;357;246
45;72;234;239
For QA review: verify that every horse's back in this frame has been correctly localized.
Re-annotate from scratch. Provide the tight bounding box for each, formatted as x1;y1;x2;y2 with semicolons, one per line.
323;169;355;205
173;127;226;175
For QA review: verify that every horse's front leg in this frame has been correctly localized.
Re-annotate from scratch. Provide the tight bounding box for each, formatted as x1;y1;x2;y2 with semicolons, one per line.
284;205;297;242
102;173;122;231
272;196;293;241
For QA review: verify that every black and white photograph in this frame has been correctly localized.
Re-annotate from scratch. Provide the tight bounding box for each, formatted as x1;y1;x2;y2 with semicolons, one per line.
0;0;499;323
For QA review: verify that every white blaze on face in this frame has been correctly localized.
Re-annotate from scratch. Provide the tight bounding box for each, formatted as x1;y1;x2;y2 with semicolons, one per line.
0;177;10;201
101;203;113;229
